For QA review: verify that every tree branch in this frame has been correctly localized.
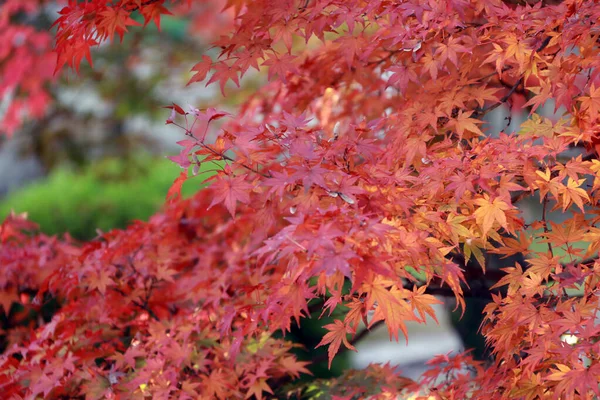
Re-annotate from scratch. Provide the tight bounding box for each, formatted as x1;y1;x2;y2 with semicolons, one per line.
123;0;163;12
542;195;554;257
474;34;552;118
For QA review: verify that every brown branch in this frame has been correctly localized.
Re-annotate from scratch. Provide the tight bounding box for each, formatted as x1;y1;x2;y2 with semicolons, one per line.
311;320;386;366
541;195;554;257
350;320;386;346
132;299;160;321
420;285;496;300
110;287;160;321
475;76;524;116
367;49;402;66
582;152;598;162
474;34;553;117
200;142;271;178
536;35;553;53
123;0;163;12
173;121;272;179
298;0;310;12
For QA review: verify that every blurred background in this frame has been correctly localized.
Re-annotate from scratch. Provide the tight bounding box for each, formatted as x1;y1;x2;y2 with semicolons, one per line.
0;0;579;384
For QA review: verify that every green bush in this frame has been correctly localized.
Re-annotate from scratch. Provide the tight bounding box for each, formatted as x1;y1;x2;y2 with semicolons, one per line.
0;156;216;240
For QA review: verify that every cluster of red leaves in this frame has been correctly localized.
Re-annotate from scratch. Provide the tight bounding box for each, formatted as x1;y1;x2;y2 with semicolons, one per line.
0;0;57;135
0;201;313;399
0;0;232;135
52;0;177;73
3;0;600;398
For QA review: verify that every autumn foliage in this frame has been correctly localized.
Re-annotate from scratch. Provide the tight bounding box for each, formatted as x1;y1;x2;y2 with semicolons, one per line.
3;0;600;398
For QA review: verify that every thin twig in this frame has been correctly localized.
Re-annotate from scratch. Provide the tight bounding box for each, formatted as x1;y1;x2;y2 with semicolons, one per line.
475;76;523;116
350;320;386;346
311;320;386;365
474;34;553;117
123;0;163;12
541;196;554;257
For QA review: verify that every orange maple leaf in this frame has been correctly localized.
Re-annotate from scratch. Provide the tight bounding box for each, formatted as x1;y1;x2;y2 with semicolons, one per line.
473;195;511;235
316;319;356;369
451;110;483;139
408;285;442;323
245;378;273;400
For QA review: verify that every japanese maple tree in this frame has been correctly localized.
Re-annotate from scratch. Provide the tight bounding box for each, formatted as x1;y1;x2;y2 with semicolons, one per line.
3;0;600;399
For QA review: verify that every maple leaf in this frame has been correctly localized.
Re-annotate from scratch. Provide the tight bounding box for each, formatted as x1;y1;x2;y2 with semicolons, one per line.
55;37;99;73
316;319;357;368
523;80;553;113
0;287;20;313
264;170;291;198
421;52;439;81
435;37;468;67
553;155;589;182
503;34;530;72
579;84;600;118
560;178;589;212
491;262;524;291
450;111;483;139
278;356;311;379
188;55;213;86
469;85;500;108
445;213;472;245
206;62;241;96
387;64;418;95
28;367;57;398
408;285;442;323
245;378;273;400
518;114;555;138
208;173;254;217
546;362;600;398
270;21;295;52
526;253;561;282
473;195;511;235
491;232;532;258
362;278;414;342
343;298;367;330
335;35;363;68
166;171;187;204
464;238;486;270
88;268;112;295
201;369;234;398
541;220;585;249
261;53;298;82
446;171;476;201
97;7;141;42
139;2;173;30
313;245;356;278
155;263;177;282
290;164;328;190
519;271;545;297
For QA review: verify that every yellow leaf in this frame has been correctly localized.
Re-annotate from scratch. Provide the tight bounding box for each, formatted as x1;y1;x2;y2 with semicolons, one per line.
473;195;511;235
464;239;486;271
446;213;472;244
561;178;589;211
518;114;554;137
535;168;551;182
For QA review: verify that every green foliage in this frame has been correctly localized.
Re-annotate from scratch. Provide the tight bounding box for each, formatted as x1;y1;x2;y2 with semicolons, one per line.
0;156;216;240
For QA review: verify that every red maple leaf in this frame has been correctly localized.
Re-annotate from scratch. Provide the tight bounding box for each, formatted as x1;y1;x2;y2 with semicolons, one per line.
97;7;141;42
208;173;254;217
188;55;213;86
166;171;188;203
